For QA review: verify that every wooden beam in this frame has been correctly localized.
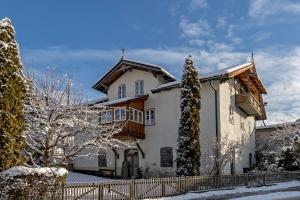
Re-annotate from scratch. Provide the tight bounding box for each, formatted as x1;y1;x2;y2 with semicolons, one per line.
136;143;145;158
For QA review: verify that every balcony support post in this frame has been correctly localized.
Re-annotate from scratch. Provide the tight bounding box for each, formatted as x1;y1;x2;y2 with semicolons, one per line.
136;143;145;158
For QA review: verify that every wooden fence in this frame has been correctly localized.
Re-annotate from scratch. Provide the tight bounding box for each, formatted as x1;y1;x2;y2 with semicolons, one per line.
63;172;300;200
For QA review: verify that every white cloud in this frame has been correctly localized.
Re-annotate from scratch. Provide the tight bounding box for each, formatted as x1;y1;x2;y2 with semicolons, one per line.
189;39;206;46
249;0;300;20
252;32;271;42
189;0;208;10
225;24;243;46
179;17;212;38
216;16;227;29
22;46;300;124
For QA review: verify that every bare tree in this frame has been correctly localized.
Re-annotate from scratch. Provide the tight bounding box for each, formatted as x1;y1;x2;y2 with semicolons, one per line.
23;69;130;167
202;135;241;175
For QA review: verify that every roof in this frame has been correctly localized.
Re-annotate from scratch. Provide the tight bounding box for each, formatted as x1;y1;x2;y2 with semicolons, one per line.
92;59;176;93
151;80;181;93
152;62;267;94
99;95;149;106
257;120;300;130
85;97;108;106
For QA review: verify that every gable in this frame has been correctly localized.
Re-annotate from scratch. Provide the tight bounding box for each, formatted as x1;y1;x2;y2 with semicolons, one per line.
93;59;176;94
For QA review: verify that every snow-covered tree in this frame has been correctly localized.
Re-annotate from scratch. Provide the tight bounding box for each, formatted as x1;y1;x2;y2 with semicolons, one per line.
256;120;300;171
23;69;130;167
0;17;26;171
176;55;201;176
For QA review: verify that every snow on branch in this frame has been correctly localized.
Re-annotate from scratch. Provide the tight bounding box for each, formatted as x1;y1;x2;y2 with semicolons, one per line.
23;68;132;167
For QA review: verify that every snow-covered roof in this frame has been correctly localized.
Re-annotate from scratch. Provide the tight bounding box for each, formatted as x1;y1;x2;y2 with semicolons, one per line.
151;80;181;93
152;62;256;93
257;120;299;130
85;97;108;106
201;63;252;80
94;95;149;106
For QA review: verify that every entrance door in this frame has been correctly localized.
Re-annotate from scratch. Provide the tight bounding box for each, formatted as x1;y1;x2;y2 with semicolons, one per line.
124;149;139;178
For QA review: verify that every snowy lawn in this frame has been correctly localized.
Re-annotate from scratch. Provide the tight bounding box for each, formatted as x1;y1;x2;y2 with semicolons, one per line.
231;191;300;200
144;181;300;200
67;171;112;183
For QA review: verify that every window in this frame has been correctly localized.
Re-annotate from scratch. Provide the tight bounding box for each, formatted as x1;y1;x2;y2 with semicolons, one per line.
240;121;245;131
114;108;126;121
128;107;143;124
160;147;173;167
229;105;234;125
118;84;126;99
98;151;107;167
145;109;155;125
135;80;144;96
129;108;134;121
100;110;113;124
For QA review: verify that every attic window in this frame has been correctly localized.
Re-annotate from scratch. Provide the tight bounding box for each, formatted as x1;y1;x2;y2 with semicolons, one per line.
135;80;144;96
118;84;126;99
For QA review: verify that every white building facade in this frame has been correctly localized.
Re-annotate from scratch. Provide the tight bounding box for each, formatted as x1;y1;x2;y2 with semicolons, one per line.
73;59;267;178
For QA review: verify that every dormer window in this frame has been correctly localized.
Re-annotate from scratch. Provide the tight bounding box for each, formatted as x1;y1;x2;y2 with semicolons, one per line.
135;80;144;96
118;84;126;99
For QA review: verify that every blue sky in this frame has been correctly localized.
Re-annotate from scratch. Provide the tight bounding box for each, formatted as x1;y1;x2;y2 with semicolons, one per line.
1;0;300;124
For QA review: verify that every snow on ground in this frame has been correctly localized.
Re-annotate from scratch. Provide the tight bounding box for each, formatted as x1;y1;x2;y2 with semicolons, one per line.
231;191;300;200
67;172;112;183
145;181;300;200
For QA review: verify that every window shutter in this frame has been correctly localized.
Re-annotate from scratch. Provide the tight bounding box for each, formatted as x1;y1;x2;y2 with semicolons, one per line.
123;85;126;98
98;152;107;167
160;147;173;167
135;81;138;96
140;80;144;95
118;85;121;99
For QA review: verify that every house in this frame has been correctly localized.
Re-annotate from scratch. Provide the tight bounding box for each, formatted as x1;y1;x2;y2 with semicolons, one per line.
256;119;300;151
73;58;267;178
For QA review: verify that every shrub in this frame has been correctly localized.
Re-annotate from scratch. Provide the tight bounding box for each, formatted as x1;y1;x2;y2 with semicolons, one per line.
0;166;67;200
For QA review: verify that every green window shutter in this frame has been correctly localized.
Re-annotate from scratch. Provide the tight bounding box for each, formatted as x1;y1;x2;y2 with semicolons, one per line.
160;147;173;167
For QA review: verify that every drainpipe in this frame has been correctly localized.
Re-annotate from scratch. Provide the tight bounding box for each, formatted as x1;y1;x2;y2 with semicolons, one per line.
209;80;220;175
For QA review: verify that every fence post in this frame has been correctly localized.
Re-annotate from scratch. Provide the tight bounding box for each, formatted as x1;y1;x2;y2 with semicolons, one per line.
98;184;103;200
161;179;166;197
129;180;135;200
184;176;188;193
61;182;65;200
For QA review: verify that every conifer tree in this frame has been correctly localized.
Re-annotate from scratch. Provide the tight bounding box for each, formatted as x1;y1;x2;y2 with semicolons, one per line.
0;17;25;171
176;55;201;176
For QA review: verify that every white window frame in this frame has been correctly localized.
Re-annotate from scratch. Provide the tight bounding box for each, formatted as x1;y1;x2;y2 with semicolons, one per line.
118;84;126;99
114;107;126;122
100;110;113;124
128;107;143;124
145;108;155;126
135;80;144;96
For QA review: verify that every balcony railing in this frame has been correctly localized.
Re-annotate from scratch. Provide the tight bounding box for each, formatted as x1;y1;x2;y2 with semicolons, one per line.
236;92;262;117
114;121;145;139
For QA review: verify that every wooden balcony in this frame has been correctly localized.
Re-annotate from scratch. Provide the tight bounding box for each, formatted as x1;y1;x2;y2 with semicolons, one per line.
103;95;148;140
236;92;262;117
114;121;145;139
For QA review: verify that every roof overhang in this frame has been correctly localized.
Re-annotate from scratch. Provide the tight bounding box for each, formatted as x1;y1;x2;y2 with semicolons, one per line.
201;63;267;94
92;59;176;94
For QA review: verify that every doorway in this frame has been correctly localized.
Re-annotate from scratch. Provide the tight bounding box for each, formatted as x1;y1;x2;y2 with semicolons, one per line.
123;149;139;178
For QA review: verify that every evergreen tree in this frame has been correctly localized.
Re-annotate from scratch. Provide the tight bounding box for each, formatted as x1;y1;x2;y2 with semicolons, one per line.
0;17;25;171
176;55;201;176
